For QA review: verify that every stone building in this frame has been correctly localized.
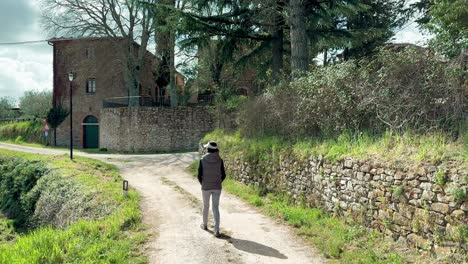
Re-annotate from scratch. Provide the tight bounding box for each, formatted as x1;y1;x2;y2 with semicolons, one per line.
49;37;185;148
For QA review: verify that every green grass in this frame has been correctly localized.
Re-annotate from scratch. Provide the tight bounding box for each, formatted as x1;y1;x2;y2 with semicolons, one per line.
0;149;147;263
0;121;43;145
189;161;414;263
0;215;16;243
204;129;466;166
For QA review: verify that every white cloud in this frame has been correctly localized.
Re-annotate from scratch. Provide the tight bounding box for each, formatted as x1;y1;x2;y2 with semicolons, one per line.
0;45;52;102
0;0;52;101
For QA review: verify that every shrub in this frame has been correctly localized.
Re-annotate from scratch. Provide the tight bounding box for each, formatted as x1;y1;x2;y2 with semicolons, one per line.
0;156;48;228
25;173;116;229
392;186;404;199
452;187;467;203
238;47;465;139
435;169;448;186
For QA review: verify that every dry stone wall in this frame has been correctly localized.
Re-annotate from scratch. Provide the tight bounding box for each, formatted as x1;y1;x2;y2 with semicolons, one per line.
101;107;214;152
216;151;467;252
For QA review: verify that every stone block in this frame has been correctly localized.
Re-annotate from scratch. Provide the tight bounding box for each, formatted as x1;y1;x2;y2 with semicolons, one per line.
429;211;445;225
420;182;432;190
399;205;414;219
395;171;405;180
450;210;465;220
421;190;435;201
393;212;409;226
408;180;420;187
431;203;450;214
407;233;432;249
461;201;467;211
416;167;427;176
409;199;422;207
364;173;372;181
361;164;371;173
434;246;452;257
436;193;450;203
356;172;364;181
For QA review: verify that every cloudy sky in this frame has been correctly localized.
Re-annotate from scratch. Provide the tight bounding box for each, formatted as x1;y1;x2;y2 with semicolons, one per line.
0;0;431;102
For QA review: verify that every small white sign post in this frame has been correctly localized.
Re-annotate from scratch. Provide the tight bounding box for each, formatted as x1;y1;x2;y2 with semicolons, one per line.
123;180;129;196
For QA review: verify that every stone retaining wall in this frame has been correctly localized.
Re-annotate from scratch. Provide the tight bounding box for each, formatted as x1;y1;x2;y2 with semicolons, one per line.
101;107;214;152
211;150;467;252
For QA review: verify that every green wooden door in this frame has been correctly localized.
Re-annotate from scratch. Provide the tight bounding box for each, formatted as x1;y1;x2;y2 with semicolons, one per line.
84;125;99;148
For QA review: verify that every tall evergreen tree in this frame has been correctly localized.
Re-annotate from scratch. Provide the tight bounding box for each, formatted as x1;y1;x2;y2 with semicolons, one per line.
413;0;467;58
290;0;309;75
343;0;408;60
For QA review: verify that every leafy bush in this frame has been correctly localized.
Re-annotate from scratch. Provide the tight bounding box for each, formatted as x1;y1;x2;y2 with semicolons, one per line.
238;47;466;138
0;97;16;119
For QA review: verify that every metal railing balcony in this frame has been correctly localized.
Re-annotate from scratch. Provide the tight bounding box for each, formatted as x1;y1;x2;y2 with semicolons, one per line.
103;94;215;108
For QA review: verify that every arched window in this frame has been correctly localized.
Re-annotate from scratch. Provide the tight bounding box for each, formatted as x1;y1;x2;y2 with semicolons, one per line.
83;115;98;124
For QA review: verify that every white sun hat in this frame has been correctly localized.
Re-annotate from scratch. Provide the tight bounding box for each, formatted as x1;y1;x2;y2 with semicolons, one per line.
204;141;218;150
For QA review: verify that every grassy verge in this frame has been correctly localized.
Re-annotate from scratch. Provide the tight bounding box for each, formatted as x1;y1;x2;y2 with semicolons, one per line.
189;161;424;263
204;129;467;167
0;121;43;145
0;149;146;263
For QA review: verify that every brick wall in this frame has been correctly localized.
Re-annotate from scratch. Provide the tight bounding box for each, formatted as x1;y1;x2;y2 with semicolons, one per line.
52;38;157;147
100;107;214;152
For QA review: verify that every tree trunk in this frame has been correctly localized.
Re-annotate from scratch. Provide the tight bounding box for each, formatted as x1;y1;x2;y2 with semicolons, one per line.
169;30;178;107
54;128;57;146
156;0;178;107
289;0;309;76
271;0;285;82
126;36;140;107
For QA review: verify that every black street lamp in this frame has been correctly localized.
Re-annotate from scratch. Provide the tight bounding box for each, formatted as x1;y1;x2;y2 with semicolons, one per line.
68;71;74;160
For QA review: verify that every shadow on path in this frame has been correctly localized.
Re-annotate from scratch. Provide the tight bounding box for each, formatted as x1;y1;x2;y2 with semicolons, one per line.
210;232;288;259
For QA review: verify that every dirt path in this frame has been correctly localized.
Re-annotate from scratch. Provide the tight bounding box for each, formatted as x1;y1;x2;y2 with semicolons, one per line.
0;143;325;264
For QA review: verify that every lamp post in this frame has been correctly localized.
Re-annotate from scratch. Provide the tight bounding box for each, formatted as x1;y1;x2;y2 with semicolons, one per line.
68;71;74;160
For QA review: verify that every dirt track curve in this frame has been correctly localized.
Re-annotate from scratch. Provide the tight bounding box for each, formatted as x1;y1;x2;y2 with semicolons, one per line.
0;143;325;264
